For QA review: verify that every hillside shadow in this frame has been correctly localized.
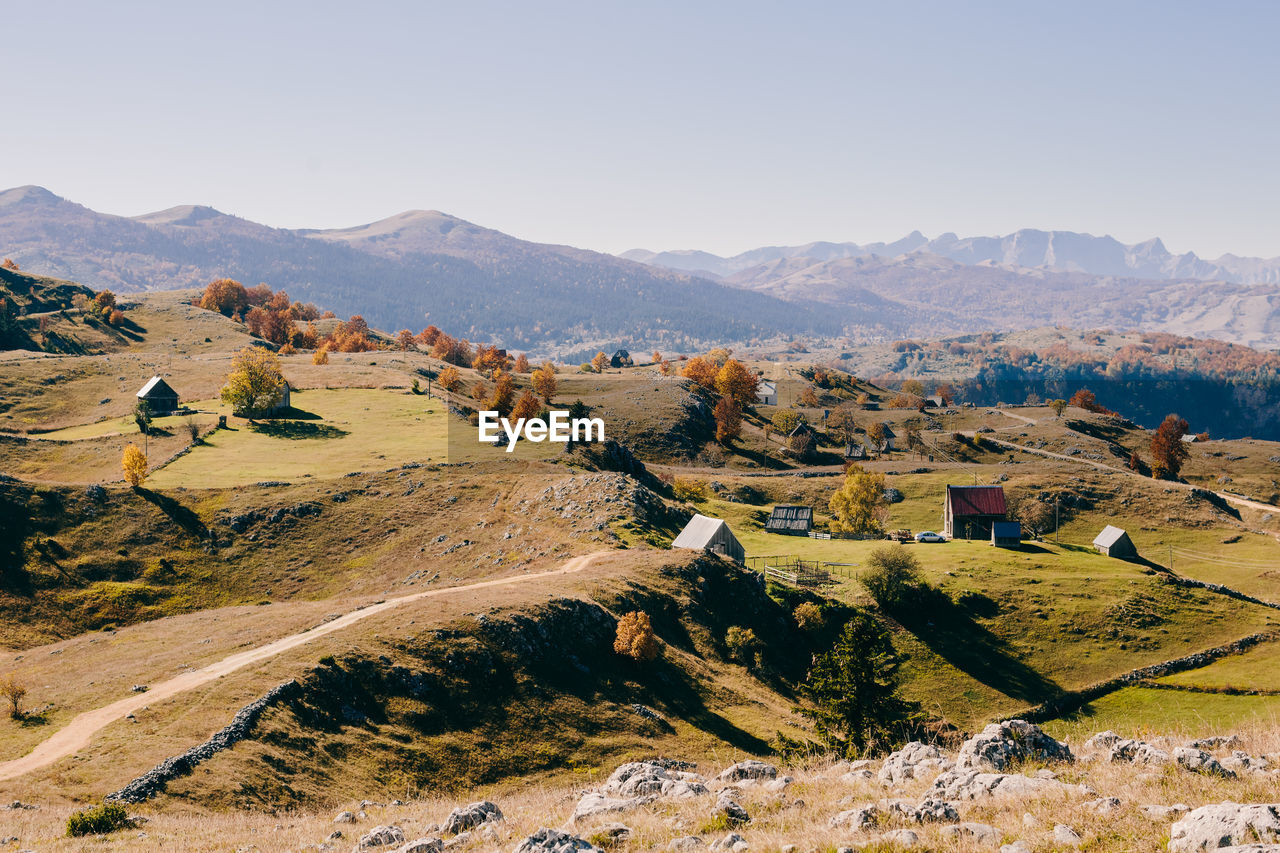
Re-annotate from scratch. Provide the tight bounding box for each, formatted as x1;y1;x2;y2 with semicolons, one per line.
731;444;792;470
0;486;33;594
249;420;348;440
891;586;1064;705
137;488;210;541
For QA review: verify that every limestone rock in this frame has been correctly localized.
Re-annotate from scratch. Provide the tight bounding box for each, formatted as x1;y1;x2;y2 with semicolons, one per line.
941;822;1003;847
668;837;704;851
1084;796;1121;814
714;792;750;824
1189;735;1242;750
571;791;654;823
1109;739;1170;765
1084;731;1122;750
335;812;358;824
1174;747;1236;778
512;828;602;853
717;760;778;783
1168;804;1280;852
956;720;1073;771
880;828;920;847
1000;843;1032;853
710;832;748;851
1053;824;1083;846
604;761;708;798
356;825;405;849
930;768;1085;801
879;742;952;784
394;840;443;853
442;801;502;836
830;804;880;831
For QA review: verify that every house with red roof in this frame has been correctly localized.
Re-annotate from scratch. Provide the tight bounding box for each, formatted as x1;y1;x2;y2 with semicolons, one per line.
943;484;1008;540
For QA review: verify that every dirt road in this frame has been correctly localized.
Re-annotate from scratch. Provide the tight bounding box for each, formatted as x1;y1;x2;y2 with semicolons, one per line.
0;551;609;782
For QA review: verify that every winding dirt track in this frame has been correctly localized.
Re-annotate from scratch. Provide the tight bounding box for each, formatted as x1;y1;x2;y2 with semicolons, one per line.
0;551;609;782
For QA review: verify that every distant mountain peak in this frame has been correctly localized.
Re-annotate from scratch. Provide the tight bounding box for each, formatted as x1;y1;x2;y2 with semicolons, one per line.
131;204;229;226
0;185;66;208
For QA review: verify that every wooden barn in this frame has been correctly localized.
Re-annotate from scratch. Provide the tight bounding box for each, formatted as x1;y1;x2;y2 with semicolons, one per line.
1093;525;1138;559
610;349;633;368
136;376;179;415
943;484;1007;539
672;514;745;563
991;521;1022;549
765;505;813;535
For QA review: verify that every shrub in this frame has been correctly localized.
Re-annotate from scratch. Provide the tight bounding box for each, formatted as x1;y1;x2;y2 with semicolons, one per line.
67;802;131;836
672;478;707;502
182;415;200;443
613;611;659;662
724;625;761;664
793;602;825;633
0;674;27;719
860;547;925;610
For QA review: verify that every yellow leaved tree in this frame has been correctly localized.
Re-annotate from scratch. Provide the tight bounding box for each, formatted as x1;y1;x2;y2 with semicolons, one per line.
828;464;888;535
121;444;148;488
221;346;287;418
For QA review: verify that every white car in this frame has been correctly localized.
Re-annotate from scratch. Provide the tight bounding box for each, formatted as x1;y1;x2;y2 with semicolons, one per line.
914;531;946;543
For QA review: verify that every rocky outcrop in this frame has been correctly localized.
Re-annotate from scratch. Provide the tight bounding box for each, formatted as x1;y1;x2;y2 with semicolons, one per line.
106;679;301;803
930;769;1086;801
956;720;1073;771
513;828;602;853
442;801;502;836
1109;739;1170;765
1168;803;1280;852
879;742;952;784
716;760;777;783
1173;747;1236;778
572;761;709;823
356;825;405;849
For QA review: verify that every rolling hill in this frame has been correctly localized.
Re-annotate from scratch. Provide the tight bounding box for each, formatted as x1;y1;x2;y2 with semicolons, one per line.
0;187;851;357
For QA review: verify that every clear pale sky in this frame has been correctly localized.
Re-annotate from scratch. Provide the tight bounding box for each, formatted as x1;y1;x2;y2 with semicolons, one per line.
2;1;1277;259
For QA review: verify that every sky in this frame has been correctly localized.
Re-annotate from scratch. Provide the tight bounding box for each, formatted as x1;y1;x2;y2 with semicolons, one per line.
2;1;1278;259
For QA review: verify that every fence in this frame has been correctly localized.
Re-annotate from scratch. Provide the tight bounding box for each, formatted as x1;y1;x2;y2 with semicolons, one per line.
745;555;855;587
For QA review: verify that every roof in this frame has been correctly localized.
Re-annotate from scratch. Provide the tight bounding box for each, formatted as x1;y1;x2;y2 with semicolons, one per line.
946;484;1007;516
1093;525;1130;548
992;521;1021;538
765;505;813;531
880;424;897;437
758;381;777;394
788;422;816;437
672;514;730;549
137;376;176;398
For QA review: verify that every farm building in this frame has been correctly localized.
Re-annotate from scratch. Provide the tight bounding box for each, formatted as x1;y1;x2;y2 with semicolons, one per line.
875;424;897;450
1093;525;1138;559
265;380;292;416
943;484;1007;539
757;381;777;406
765;505;813;535
926;394;945;408
991;521;1022;548
844;441;868;460
672;514;745;563
136;376;179;415
610;349;633;368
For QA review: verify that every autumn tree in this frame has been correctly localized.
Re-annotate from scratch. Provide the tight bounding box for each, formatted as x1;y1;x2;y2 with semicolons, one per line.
828;465;888;535
473;344;510;377
706;347;732;367
312;345;330;365
199;278;249;317
121;444;148;488
867;422;889;452
614;611;660;662
723;626;761;665
827;406;857;444
395;329;416;351
799;386;820;407
0;258;19;271
652;350;662;363
901;378;925;398
591;351;609;373
510;390;541;423
0;674;26;719
438;366;461;392
1048;398;1068;418
714;359;759;408
771;409;803;435
1150;413;1190;479
221;346;287;418
935;383;955;405
531;362;557;403
488;371;516;415
714;397;742;443
681;356;719;388
514;353;531;373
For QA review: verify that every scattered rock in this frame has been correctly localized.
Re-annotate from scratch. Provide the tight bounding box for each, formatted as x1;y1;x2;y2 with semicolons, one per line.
912;798;960;824
512;828;602;853
880;828;919;847
1109;739;1170;765
668;837;704;851
605;761;708;798
394;840;443;853
1142;804;1192;821
335;812;357;824
717;760;777;783
571;791;653;823
356;825;405;849
1053;824;1083;846
1084;796;1121;814
1000;843;1032;853
957;720;1073;771
931;769;1086;801
830;804;880;831
1084;731;1122;750
589;824;631;844
763;776;792;794
1169;804;1280;852
1174;747;1236;778
941;822;1003;847
710;833;747;851
713;791;750;825
879;742;952;784
442;801;502;835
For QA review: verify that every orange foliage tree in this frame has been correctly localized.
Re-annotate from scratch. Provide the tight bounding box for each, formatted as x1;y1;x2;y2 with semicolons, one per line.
1150;414;1190;479
532;362;557;403
715;359;758;408
614;611;659;662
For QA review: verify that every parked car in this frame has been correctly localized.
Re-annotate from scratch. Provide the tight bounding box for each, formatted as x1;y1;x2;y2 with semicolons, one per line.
914;531;946;543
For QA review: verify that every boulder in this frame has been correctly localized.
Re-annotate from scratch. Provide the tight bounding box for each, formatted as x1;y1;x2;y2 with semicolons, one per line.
714;792;750;825
1083;731;1122;750
571;791;653;823
912;798;960;824
1174;747;1236;778
880;828;920;847
604;761;708;798
512;828;602;853
930;768;1086;801
394;840;443;853
1189;735;1242;750
956;720;1073;771
1000;843;1032;853
1169;804;1280;852
1109;739;1170;765
442;801;503;835
710;833;748;851
941;822;1003;847
1142;804;1191;821
589;824;631;843
717;760;777;783
335;811;358;824
1084;796;1122;814
878;742;952;784
830;804;880;831
1053;824;1083;846
668;837;704;851
357;825;405;849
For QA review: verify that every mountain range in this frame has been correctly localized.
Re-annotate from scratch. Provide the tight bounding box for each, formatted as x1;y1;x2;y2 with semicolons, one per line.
621;229;1280;284
4;185;1280;351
